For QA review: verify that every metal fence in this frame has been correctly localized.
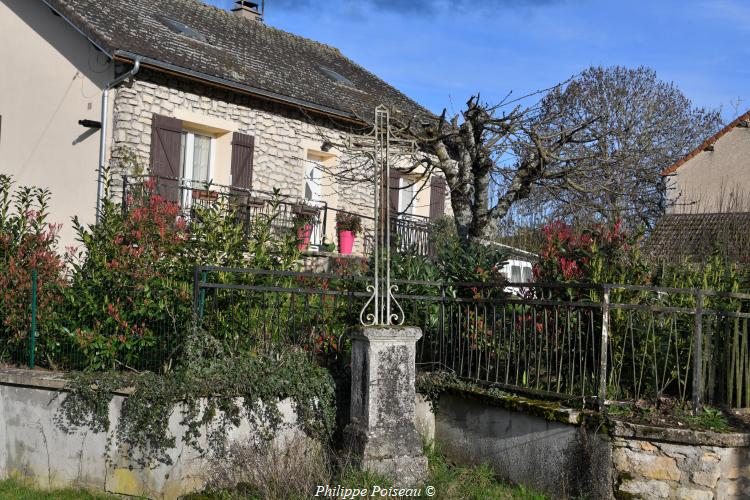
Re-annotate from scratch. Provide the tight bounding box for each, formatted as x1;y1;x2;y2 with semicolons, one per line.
5;263;749;411
194;268;750;410
0;276;181;373
123;175;328;247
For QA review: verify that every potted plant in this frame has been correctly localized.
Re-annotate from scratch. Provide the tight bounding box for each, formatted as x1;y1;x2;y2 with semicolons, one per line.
320;236;336;253
335;211;362;255
294;212;315;250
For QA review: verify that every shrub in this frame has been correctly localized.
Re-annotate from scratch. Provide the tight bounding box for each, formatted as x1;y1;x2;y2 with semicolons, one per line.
63;181;192;371
533;219;650;286
202;436;330;500
0;175;66;365
62;182;303;371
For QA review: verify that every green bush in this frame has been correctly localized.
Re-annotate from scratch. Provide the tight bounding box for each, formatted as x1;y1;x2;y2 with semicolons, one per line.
61;182;305;371
0;175;66;366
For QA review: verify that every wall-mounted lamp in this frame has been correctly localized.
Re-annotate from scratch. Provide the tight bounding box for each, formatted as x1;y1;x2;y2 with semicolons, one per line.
321;140;333;152
78;119;101;129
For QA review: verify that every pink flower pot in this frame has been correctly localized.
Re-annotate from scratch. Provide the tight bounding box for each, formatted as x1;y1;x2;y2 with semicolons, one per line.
338;230;355;254
297;224;312;250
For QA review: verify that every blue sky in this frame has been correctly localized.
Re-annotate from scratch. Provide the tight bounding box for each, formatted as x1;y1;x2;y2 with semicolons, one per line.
208;0;750;121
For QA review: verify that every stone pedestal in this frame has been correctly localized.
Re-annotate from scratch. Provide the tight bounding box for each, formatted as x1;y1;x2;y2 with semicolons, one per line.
344;326;428;486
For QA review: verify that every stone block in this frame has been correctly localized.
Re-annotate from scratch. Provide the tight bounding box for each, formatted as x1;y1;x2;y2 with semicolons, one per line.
675;487;714;500
632;454;681;481
612;447;630;470
640;441;659;452
722;463;750;479
657;442;691;460
692;470;720;488
701;451;721;463
344;326;428;486
618;479;670;498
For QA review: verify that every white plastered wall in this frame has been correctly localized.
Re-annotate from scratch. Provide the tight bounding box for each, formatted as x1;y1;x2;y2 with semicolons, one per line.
0;0;115;249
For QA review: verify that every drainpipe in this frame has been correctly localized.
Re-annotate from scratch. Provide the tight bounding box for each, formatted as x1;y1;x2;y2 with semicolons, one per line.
96;58;141;223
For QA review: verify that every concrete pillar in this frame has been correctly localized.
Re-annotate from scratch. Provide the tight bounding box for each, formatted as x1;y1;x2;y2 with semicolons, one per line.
344;325;428;486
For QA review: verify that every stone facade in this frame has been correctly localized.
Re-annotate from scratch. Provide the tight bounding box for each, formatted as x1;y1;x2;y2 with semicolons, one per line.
109;70;377;252
611;421;750;499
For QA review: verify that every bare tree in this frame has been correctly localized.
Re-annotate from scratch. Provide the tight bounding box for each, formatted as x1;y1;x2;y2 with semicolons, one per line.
523;66;723;229
409;92;600;244
299;83;604;247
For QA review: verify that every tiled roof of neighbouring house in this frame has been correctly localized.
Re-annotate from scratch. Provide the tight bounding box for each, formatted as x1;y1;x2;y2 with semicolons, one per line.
661;109;750;176
43;0;434;123
644;212;750;263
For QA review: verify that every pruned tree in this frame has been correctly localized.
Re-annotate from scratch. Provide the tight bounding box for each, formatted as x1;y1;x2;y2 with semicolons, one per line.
409;92;601;245
522;66;723;229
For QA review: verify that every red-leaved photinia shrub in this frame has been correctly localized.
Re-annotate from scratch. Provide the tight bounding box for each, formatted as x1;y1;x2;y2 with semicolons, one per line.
0;178;66;363
533;219;648;285
66;180;191;370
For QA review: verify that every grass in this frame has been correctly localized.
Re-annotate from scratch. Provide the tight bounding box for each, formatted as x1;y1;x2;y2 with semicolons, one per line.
0;447;547;500
0;479;119;500
420;444;546;500
188;443;546;500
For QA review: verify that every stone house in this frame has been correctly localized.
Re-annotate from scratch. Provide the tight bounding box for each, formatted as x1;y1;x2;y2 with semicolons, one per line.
1;0;449;252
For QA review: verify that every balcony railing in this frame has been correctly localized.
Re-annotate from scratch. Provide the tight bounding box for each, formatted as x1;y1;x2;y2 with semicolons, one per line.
121;175;434;256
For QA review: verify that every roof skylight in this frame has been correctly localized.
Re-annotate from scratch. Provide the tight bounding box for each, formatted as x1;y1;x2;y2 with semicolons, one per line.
159;16;207;42
319;66;355;88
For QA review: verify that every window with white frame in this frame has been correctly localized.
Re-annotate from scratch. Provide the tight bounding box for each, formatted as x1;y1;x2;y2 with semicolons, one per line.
180;131;214;189
179;130;215;209
304;161;322;202
398;177;415;216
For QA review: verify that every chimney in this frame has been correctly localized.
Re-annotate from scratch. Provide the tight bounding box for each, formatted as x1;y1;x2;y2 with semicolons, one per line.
231;0;263;22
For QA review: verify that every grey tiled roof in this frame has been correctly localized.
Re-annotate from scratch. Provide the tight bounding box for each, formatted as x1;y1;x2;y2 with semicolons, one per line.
645;212;750;264
44;0;433;122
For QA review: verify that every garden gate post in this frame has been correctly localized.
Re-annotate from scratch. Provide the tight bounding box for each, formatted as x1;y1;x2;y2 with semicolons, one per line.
29;269;37;369
598;286;610;411
344;325;428;486
693;290;704;413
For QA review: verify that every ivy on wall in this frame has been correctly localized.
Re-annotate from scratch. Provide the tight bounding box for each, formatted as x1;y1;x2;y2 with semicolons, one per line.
57;338;336;468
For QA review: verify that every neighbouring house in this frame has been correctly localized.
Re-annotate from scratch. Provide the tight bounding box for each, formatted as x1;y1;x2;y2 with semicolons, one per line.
662;109;750;214
651;110;750;263
0;0;449;254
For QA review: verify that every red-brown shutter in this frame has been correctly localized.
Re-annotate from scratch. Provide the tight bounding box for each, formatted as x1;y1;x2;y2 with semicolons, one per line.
429;176;446;219
231;132;255;192
389;169;401;214
149;114;182;202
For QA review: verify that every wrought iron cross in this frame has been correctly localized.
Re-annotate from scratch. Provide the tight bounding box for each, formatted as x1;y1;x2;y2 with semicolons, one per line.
346;105;416;326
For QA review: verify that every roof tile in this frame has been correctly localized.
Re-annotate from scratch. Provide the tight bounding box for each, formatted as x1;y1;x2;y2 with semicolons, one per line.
45;0;433;122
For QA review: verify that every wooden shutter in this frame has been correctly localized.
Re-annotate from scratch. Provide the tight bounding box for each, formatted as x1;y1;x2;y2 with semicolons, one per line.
231;132;255;193
429;176;446;219
389;169;401;214
149;114;182;202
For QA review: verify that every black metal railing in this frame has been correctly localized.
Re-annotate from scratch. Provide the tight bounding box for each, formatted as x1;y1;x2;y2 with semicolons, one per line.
122;175;328;247
193;268;750;410
122;175;435;256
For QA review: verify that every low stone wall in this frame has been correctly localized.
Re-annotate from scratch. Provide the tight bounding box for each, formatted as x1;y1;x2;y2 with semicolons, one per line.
415;391;612;498
611;420;750;499
300;251;367;273
415;388;750;499
0;368;307;499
